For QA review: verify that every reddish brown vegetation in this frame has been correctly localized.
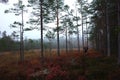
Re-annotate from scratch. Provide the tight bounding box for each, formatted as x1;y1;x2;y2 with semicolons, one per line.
0;49;119;80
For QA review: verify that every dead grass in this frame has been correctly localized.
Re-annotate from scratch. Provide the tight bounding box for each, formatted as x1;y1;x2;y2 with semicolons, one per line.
0;48;100;67
0;48;105;80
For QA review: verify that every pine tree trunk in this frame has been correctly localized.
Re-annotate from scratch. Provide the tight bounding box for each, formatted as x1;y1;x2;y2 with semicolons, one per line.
118;33;120;64
49;40;52;56
81;4;84;49
56;0;60;56
76;4;80;53
40;0;44;59
20;7;24;62
105;0;110;56
118;2;120;64
66;28;68;54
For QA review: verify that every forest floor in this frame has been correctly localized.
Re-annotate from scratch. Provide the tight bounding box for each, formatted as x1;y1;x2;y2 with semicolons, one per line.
0;49;120;80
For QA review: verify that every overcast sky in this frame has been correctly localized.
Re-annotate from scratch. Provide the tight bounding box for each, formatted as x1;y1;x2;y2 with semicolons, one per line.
0;0;92;39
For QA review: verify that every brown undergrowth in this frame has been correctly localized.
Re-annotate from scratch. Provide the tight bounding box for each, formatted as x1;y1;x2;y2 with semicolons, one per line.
0;49;119;80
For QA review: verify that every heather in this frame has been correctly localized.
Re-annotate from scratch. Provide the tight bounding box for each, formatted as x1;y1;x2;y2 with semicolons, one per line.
0;49;119;80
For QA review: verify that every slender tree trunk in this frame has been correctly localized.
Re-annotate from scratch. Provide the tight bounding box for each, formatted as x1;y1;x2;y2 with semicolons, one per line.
75;3;80;53
56;0;60;56
49;39;52;56
20;7;24;62
99;31;102;52
117;2;120;64
68;34;73;53
86;16;88;47
20;25;22;61
66;27;68;54
86;17;89;47
76;11;80;53
77;27;80;52
81;4;84;48
40;0;44;58
96;27;99;51
118;33;120;64
68;34;70;51
105;0;110;56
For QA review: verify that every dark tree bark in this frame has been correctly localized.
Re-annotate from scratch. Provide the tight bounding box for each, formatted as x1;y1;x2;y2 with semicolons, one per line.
20;7;24;62
105;0;110;56
40;0;44;59
56;0;60;56
117;2;120;64
65;28;68;54
76;13;80;53
81;14;84;48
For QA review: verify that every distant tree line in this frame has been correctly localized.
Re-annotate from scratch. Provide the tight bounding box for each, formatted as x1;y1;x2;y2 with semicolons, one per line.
0;31;81;52
0;31;39;52
0;31;19;52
